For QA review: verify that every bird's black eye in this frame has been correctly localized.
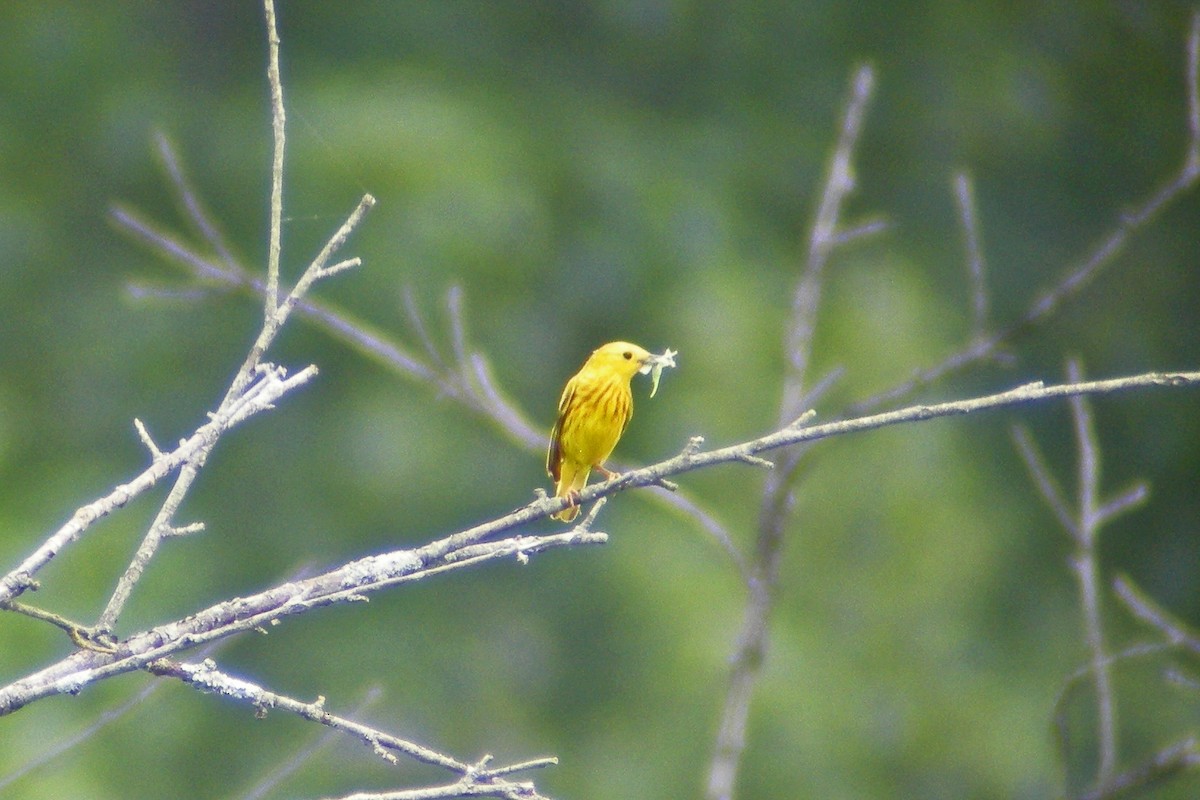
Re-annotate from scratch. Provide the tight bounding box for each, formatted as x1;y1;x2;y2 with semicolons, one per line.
623;351;633;360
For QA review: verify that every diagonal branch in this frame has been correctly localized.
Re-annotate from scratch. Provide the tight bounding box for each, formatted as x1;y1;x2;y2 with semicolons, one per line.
1114;575;1200;655
149;659;558;800
1012;424;1078;537
953;171;990;340
1;368;1196;719
0;527;607;715
237;686;384;800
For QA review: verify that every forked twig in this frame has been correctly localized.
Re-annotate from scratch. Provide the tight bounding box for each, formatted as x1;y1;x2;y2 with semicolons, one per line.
1014;361;1150;793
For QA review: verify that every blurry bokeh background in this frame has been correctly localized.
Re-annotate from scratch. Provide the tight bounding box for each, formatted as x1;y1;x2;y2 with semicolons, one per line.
2;2;1199;798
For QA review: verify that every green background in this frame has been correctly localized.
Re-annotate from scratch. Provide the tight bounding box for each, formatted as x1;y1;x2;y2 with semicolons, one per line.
2;2;1199;798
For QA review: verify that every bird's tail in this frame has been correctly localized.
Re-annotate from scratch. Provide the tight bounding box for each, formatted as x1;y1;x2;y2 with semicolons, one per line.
551;464;590;522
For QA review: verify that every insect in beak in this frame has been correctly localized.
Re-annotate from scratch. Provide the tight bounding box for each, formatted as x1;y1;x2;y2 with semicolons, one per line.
640;348;678;397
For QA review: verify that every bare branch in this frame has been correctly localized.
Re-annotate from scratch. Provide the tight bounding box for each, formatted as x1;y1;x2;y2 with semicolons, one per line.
1113;575;1200;654
153;659;460;771
734;453;774;469
402;285;448;372
114;204;250;285
239;686;384;800
263;0;285;318
1071;479;1118;785
319;781;553;800
953;171;990;339
446;284;470;375
5;368;1192;717
149;659;558;800
163;522;205;539
154;131;239;271
133;417;163;459
1012;424;1078;537
1095;483;1148;524
91;193;374;632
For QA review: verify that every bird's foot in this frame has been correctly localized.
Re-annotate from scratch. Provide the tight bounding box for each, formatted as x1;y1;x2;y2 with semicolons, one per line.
595;465;622;481
551;490;583;522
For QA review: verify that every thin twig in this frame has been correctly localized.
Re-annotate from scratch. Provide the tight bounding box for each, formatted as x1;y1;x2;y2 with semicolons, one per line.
319;782;553;800
239;686;384;800
1011;424;1078;536
263;0;285;318
402;286;450;375
133;418;163;459
0;601;99;648
1113;575;1200;654
953;171;990;339
150;659;557;800
1015;362;1156;794
1066;361;1117;788
154;130;239;272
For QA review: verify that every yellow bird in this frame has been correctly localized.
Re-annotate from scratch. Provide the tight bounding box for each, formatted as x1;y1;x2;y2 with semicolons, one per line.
547;341;670;522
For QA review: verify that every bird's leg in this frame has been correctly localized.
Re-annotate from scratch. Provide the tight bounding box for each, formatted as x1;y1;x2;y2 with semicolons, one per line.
594;464;622;481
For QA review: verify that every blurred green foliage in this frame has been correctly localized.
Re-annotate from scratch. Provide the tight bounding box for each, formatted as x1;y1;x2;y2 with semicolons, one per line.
2;2;1200;799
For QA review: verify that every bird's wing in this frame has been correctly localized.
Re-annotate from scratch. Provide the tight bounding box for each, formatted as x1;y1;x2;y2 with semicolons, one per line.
546;380;576;480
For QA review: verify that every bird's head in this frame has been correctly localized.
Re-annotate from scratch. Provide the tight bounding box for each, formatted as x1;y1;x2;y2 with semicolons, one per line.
585;341;661;381
583;341;677;388
583;340;652;381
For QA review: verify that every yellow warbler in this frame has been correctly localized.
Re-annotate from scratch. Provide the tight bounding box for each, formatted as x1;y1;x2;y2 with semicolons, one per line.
546;341;675;522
